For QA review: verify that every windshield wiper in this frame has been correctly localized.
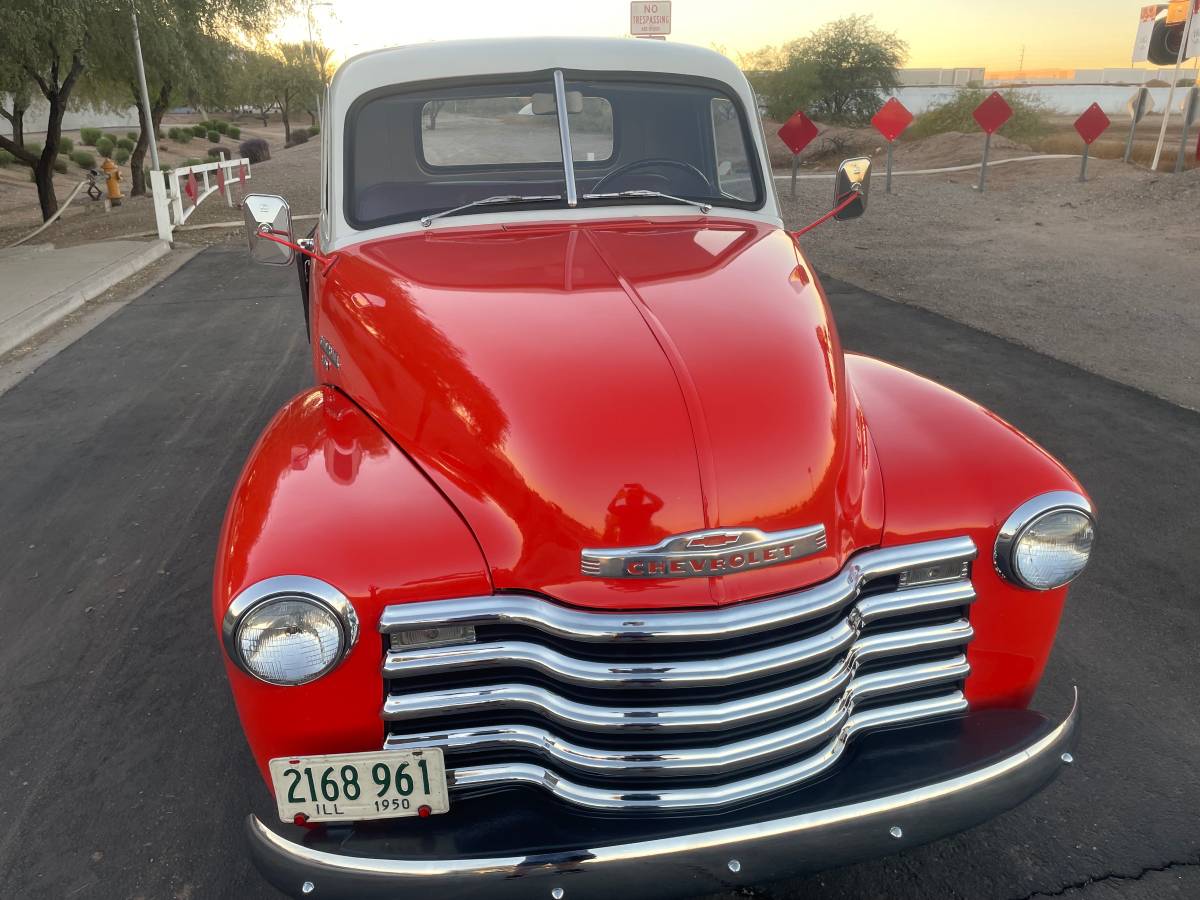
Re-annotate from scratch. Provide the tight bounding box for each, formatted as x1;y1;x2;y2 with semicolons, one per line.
582;189;712;214
420;194;561;227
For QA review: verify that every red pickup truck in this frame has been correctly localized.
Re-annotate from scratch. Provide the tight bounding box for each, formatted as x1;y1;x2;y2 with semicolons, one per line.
218;37;1094;899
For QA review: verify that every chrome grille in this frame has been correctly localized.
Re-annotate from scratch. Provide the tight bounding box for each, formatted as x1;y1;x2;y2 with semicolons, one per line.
379;537;976;811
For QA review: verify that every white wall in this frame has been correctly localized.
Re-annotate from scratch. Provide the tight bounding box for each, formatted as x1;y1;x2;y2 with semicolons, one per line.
891;84;1196;116
0;96;140;139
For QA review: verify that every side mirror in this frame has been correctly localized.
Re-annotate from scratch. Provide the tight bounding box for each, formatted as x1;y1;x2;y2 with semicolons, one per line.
834;157;871;221
243;193;295;266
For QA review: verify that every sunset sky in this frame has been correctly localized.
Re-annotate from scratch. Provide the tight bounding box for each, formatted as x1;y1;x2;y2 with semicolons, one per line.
277;0;1180;72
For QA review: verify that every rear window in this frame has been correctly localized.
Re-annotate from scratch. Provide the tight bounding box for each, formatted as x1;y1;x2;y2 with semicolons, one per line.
420;97;613;167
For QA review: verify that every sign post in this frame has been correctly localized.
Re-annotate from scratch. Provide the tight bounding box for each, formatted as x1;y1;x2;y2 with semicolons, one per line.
630;1;671;37
1074;103;1112;182
777;111;819;198
1175;86;1200;172
870;98;914;193
1150;0;1199;170
973;92;1014;192
1124;87;1154;162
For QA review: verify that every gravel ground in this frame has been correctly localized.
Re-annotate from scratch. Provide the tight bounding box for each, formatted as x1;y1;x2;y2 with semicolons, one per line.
784;159;1200;410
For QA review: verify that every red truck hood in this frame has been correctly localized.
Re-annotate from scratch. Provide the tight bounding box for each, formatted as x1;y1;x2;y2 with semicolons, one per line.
323;218;882;609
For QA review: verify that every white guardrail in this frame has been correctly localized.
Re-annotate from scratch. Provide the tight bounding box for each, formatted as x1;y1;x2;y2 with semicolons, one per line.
149;157;253;241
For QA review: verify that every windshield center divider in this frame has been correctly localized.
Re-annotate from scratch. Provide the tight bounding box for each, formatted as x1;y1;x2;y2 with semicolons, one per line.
553;70;578;207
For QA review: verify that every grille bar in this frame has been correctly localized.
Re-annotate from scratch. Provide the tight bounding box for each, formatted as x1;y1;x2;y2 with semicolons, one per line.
383;579;975;689
382;619;973;732
379;537;977;644
447;692;969;810
385;655;968;778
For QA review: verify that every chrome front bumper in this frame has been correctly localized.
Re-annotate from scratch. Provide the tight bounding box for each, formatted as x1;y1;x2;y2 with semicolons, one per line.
246;691;1079;900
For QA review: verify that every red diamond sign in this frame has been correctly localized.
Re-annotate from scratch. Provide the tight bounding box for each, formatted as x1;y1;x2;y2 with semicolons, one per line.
973;92;1014;135
871;98;914;143
778;111;819;155
1074;103;1111;145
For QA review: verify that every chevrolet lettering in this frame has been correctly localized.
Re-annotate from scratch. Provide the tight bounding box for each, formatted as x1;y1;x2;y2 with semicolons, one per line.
581;525;828;578
220;37;1096;900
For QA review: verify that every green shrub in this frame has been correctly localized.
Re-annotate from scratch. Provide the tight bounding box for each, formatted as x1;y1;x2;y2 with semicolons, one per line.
71;149;96;168
214;120;229;134
227;124;240;139
191;124;207;137
286;128;309;147
239;137;270;163
114;147;130;165
181;156;204;167
308;123;319;135
207;129;220;143
80;127;101;145
126;131;138;141
0;149;13;167
53;157;68;173
907;88;1051;143
167;127;181;141
95;137;115;158
26;141;42;157
177;129;193;144
58;136;74;153
102;131;120;144
207;145;231;159
116;137;135;151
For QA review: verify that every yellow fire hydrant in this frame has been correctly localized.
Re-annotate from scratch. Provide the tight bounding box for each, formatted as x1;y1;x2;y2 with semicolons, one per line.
100;157;123;207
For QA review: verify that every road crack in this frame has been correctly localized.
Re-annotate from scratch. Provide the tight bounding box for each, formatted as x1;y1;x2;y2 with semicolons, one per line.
1014;856;1200;899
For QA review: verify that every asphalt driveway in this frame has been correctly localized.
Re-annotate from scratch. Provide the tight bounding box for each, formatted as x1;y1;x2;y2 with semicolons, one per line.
0;248;1195;898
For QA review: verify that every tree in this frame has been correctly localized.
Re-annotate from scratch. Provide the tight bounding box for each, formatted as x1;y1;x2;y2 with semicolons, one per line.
0;0;94;220
742;15;907;125
265;42;322;144
0;62;34;148
231;48;279;127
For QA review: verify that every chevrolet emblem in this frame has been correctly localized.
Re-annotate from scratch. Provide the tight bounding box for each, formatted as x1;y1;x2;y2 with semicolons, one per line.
581;525;827;579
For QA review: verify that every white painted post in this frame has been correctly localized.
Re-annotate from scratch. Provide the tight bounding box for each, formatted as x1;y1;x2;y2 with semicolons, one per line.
169;170;184;227
150;169;174;241
224;160;234;207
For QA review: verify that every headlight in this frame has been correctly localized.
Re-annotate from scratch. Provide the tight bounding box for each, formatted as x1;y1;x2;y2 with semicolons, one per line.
995;492;1095;590
222;576;358;685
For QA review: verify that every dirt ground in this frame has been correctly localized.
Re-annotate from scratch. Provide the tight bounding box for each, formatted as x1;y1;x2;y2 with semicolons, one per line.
784;159;1200;411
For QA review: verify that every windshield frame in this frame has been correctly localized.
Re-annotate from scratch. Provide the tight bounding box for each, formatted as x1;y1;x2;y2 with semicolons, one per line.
342;68;767;232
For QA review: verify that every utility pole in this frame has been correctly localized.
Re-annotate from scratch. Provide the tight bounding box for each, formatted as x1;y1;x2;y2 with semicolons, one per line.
306;1;333;127
1018;45;1026;75
130;5;161;173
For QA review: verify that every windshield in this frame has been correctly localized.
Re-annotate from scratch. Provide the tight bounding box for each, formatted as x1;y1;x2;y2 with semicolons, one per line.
346;73;763;229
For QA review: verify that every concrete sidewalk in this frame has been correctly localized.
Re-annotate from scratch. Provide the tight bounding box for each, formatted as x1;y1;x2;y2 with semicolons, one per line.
0;239;169;357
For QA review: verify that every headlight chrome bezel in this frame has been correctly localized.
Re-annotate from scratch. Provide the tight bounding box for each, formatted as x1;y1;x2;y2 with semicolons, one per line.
221;575;359;685
994;491;1095;591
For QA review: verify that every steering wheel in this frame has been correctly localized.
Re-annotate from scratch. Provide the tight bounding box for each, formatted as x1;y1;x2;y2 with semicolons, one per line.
592;158;715;195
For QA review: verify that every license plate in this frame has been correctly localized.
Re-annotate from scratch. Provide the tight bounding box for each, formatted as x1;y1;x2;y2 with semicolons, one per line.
269;748;449;824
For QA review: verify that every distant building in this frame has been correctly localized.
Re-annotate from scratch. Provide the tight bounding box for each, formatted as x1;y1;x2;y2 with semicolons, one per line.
986;68;1074;84
1073;67;1196;84
896;68;985;87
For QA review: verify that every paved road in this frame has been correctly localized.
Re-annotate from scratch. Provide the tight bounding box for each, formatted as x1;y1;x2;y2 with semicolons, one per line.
0;248;1195;899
